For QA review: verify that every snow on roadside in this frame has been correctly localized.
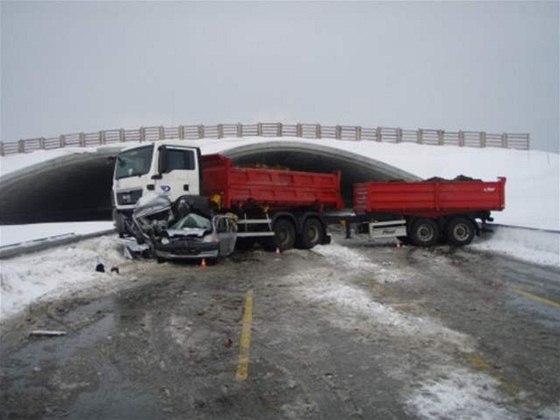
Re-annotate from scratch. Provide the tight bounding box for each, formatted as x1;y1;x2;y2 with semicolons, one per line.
0;235;131;324
472;226;560;268
0;221;114;247
406;369;516;420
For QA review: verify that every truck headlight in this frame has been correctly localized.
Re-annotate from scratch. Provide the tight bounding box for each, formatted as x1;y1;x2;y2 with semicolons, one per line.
161;237;170;245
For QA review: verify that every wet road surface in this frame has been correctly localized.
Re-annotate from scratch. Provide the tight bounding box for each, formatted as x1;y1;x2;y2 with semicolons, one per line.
1;233;559;419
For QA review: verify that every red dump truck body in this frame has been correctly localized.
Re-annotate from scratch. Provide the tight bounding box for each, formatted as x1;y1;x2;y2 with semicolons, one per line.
353;177;506;218
202;154;345;210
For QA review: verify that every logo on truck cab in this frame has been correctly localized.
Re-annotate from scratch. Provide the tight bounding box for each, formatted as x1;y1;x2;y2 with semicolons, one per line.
161;185;171;193
483;187;496;192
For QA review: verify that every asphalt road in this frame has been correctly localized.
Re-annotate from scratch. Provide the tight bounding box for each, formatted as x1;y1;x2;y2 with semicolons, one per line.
1;234;559;419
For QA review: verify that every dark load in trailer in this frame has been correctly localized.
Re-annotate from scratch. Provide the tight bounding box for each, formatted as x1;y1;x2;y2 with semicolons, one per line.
353;177;506;246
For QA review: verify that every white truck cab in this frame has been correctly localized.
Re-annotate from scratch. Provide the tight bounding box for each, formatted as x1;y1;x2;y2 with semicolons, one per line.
112;141;202;235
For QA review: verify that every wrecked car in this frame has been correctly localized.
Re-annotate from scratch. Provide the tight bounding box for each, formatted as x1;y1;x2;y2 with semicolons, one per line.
131;193;237;262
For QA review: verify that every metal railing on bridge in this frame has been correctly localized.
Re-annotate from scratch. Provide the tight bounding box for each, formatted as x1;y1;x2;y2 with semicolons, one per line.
0;123;530;155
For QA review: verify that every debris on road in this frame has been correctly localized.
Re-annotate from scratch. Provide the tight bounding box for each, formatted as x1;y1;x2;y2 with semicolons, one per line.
29;330;67;337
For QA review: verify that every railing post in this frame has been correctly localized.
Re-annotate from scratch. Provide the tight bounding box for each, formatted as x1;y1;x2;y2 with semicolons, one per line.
458;130;465;147
159;126;165;140
296;123;303;137
18;139;25;153
356;126;362;140
257;123;263;137
277;123;283;137
139;127;146;143
237;123;243;138
501;133;508;148
0;142;4;156
396;128;402;143
316;124;322;138
99;131;106;145
335;125;342;140
178;125;185;140
480;131;487;148
218;124;224;139
437;129;444;146
78;132;85;146
375;127;382;142
198;125;205;139
526;134;530;150
119;128;125;142
39;137;46;149
59;135;66;148
417;129;423;144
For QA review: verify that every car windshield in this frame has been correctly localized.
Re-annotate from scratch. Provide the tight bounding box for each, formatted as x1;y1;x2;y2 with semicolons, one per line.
115;145;154;179
171;213;212;231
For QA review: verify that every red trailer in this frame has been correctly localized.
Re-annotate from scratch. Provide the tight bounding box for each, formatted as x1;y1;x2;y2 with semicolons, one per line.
353;177;506;246
201;154;344;250
202;154;344;210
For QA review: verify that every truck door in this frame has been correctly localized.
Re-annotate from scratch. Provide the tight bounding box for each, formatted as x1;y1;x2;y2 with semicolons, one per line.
155;146;201;199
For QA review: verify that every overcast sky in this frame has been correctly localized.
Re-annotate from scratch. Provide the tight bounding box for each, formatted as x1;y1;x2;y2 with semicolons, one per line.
1;1;558;152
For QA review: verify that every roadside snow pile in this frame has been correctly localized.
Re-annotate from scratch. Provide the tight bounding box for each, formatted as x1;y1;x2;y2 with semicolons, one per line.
0;235;128;323
406;369;516;420
472;226;560;267
0;221;114;247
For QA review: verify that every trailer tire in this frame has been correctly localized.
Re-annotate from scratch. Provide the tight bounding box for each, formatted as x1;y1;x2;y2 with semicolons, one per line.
446;217;475;246
298;218;324;250
410;218;439;247
269;219;296;251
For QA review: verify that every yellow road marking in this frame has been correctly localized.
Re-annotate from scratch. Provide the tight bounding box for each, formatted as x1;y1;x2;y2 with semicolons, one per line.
514;288;560;309
236;289;254;381
466;353;519;394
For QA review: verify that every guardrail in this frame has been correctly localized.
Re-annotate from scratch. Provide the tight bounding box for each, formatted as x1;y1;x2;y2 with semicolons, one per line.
0;123;530;156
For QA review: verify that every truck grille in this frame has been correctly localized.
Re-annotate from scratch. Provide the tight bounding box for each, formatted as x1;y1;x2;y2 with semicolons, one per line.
117;189;143;205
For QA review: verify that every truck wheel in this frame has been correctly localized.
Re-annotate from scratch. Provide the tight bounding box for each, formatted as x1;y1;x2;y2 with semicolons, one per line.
298;218;324;249
410;218;439;247
272;219;296;251
446;217;475;246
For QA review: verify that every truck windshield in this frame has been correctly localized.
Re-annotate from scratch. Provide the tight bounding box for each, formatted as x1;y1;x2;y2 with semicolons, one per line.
115;145;154;180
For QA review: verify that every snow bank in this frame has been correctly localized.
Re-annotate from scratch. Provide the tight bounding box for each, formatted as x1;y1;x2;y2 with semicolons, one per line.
0;221;114;247
0;235;128;323
472;226;560;267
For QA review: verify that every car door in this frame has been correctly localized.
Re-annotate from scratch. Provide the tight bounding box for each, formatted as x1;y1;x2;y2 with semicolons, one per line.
215;216;238;257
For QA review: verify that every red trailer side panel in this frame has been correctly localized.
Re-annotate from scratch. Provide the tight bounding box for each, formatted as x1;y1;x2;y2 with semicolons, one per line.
202;154;344;210
353;177;506;217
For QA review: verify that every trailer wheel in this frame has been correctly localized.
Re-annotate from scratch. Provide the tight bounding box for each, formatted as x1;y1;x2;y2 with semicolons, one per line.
271;219;296;251
410;218;439;247
446;217;475;246
298;218;324;249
